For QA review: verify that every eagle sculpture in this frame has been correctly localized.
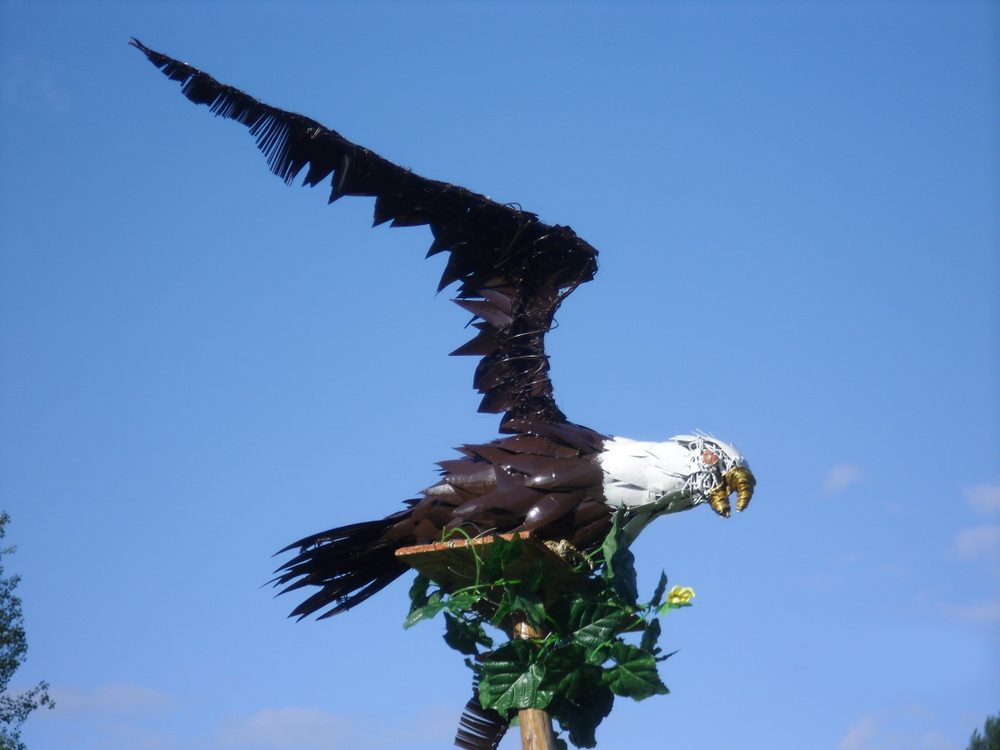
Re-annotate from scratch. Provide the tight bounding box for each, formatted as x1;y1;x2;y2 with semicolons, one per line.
131;40;756;624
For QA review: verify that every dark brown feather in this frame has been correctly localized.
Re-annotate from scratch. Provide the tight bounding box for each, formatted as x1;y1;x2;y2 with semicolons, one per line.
131;38;598;429
273;423;608;619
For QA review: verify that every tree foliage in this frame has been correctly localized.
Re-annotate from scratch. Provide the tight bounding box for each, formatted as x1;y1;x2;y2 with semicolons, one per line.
967;711;1000;750
406;511;693;748
0;513;53;750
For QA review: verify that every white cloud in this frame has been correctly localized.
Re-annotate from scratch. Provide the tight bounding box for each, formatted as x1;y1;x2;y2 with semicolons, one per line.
375;706;457;748
99;722;187;750
966;483;1000;515
51;683;175;715
218;705;455;750
838;715;876;750
837;713;952;750
822;463;864;494
915;731;950;750
937;600;1000;623
954;525;1000;559
39;691;456;750
219;707;357;750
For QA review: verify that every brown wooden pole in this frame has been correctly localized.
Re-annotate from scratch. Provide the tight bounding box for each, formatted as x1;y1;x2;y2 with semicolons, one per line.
513;620;557;750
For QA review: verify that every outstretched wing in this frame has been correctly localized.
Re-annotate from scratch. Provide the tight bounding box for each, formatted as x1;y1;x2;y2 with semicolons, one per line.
131;39;599;429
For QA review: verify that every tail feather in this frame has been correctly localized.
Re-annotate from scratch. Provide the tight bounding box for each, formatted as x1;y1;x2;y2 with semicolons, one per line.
273;511;411;619
455;675;508;750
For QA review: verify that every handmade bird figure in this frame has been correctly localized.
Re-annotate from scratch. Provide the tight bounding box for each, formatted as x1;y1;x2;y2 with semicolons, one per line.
132;39;756;622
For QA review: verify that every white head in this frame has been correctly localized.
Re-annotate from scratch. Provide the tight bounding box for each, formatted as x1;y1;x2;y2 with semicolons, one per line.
598;433;756;535
668;435;755;517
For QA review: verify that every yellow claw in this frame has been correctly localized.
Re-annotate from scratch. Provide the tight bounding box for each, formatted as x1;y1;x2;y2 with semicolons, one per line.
707;485;732;517
729;467;756;512
707;467;756;517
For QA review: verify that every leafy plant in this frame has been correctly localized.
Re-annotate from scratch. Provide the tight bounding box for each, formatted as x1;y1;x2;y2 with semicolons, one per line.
967;710;1000;750
405;511;693;748
0;513;54;750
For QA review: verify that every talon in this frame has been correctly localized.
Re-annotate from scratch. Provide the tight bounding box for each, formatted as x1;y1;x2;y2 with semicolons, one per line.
727;467;756;512
707;486;732;517
707;467;756;517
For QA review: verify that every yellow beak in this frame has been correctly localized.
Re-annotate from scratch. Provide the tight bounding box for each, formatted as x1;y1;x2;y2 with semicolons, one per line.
707;467;757;518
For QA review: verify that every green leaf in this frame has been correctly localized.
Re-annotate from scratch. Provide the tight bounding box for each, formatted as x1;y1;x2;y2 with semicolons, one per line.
480;533;525;582
408;573;430;608
446;589;484;612
537;643;588;693
603;642;669;700
601;510;638;605
549;669;614;749
566;600;629;653
610;547;638;604
600;510;623;577
505;588;546;629
401;518;685;749
479;641;555;713
403;590;446;629
442;613;492;655
649;572;668;608
639;617;662;655
657;599;693;617
657;648;679;663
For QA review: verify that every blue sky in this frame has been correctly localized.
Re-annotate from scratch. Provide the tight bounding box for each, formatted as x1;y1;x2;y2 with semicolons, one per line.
1;2;997;749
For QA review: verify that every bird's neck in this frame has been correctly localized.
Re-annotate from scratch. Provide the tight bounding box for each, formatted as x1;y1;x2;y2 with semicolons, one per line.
598;435;711;511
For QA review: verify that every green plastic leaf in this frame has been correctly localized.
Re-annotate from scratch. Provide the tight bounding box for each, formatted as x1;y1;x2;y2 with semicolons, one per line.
505;588;546;629
523;562;546;590
403;590;446;629
549;667;615;749
649;571;668;608
601;510;638;604
657;599;693;617
639;617;662;655
600;510;623;577
479;641;555;713
657;648;679;663
402;519;685;749
408;573;430;608
611;548;638;604
566;600;629;653
446;589;484;612
443;613;492;655
480;533;525;582
603;642;669;700
537;643;588;693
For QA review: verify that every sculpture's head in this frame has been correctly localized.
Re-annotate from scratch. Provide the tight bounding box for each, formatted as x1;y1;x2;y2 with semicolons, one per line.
674;435;756;518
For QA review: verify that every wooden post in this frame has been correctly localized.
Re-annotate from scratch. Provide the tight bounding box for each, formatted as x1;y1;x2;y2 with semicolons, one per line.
513;619;557;750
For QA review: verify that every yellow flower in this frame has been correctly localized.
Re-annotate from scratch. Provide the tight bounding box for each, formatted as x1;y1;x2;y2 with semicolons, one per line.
666;585;695;606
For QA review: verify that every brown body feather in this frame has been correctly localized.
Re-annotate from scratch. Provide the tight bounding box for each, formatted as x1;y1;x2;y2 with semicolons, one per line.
273;420;610;620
